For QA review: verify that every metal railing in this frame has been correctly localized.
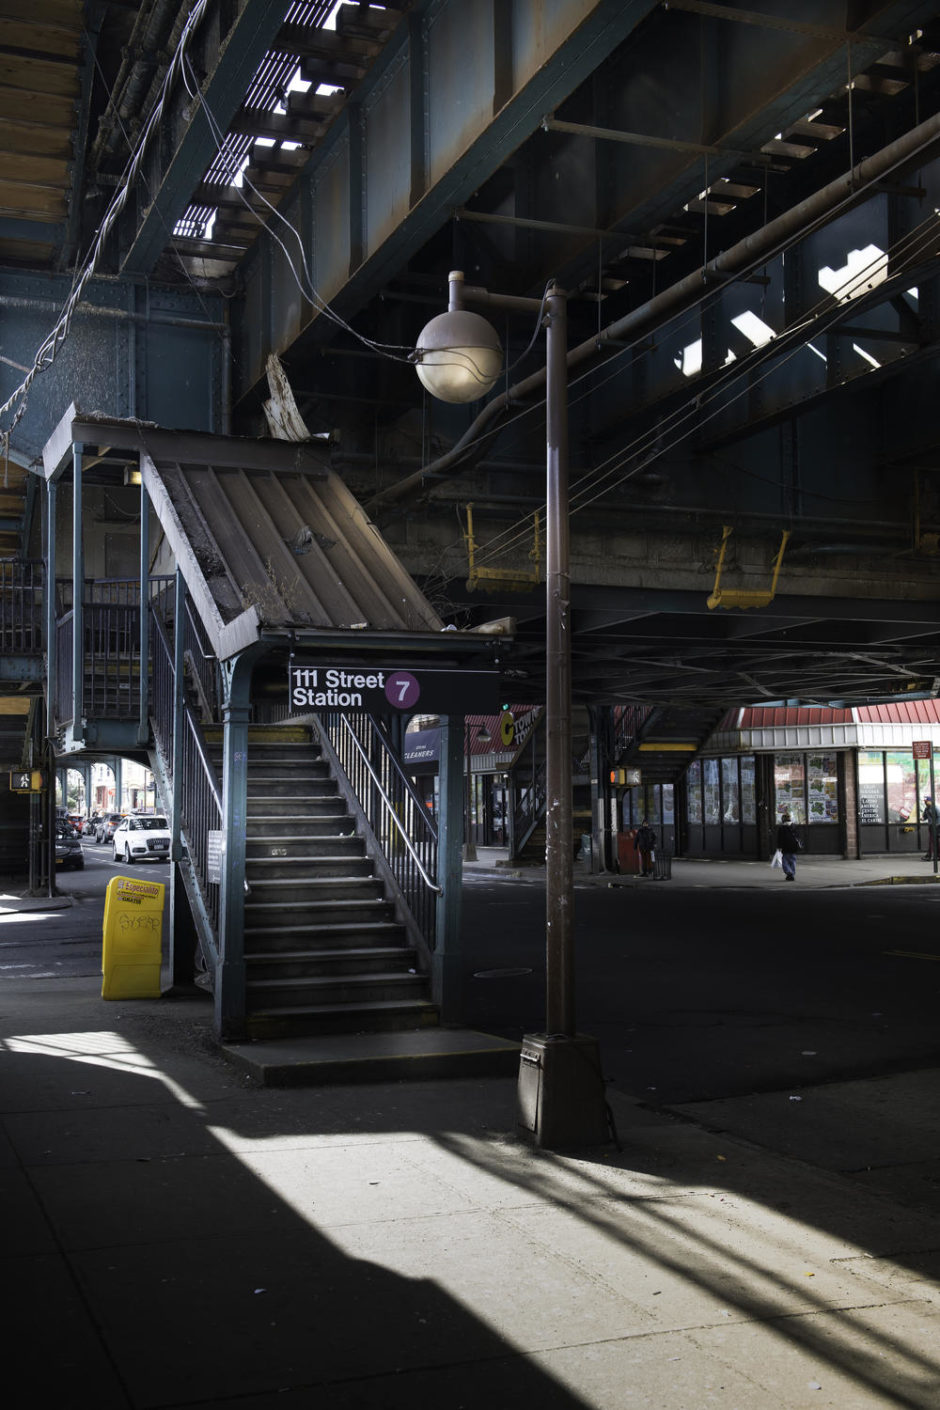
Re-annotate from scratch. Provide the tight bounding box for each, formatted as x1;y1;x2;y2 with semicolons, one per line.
511;714;547;858
54;578;142;721
151;606;222;937
55;615;73;724
317;711;440;950
0;560;43;654
613;702;654;760
182;594;219;720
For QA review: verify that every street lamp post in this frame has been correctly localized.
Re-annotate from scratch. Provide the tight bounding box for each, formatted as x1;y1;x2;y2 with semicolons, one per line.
416;273;608;1149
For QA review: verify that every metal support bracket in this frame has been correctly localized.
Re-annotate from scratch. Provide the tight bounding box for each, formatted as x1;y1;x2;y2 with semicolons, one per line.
707;525;791;610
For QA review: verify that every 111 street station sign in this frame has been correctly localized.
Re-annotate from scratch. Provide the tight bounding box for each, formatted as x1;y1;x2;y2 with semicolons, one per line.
288;663;502;716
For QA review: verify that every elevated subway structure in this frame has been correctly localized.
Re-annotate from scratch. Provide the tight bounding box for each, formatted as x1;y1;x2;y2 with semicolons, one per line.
4;2;940;1028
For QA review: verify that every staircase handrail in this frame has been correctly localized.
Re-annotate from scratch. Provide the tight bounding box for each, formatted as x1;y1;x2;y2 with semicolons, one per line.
330;714;441;895
149;602;223;954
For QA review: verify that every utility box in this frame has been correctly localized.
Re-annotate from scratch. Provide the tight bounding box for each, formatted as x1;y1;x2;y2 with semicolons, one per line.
518;1033;610;1148
102;875;165;999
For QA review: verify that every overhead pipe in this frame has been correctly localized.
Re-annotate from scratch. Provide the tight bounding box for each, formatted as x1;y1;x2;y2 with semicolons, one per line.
366;108;940;514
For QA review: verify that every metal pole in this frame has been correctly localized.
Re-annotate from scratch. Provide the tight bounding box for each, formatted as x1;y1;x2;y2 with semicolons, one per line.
464;719;477;861
931;751;937;876
71;442;84;743
544;282;574;1037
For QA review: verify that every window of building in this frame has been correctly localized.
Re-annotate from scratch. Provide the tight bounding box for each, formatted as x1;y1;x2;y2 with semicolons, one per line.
741;756;756;823
885;749;917;823
688;761;703;823
774;753;806;825
807;752;838;823
703;758;720;824
721;758;739;823
858;751;885;824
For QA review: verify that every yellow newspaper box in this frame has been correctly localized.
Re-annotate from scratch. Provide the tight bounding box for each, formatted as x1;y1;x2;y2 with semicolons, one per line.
102;875;165;999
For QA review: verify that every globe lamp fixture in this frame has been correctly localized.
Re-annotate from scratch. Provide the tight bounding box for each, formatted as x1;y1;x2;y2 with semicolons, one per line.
415;273;502;404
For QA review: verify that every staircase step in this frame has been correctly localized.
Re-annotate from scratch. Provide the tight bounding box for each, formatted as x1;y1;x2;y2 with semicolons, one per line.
245;946;417;980
247;971;428;1009
243;775;331;796
247;861;375;890
246;817;355;839
246;837;363;861
245;885;389;917
244;998;440;1040
244;918;404;950
204;725;313;745
221;1028;520;1086
248;797;344;818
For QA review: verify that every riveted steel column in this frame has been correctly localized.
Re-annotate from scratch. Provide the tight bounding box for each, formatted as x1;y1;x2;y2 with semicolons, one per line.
433;714;465;1021
71;442;83;741
544;284;573;1036
169;570;191;984
138;474;150;745
44;478;57;739
216;654;251;1038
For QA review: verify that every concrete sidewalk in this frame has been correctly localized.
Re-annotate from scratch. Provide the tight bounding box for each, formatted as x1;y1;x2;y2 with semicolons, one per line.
2;974;939;1408
466;847;940;890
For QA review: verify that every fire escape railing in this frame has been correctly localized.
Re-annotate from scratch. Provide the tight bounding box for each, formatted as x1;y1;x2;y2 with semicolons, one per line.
315;711;440;956
53;578;144;724
0;560;43;654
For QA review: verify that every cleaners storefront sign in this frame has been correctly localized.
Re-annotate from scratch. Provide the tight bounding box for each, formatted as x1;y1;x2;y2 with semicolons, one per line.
288;663;500;715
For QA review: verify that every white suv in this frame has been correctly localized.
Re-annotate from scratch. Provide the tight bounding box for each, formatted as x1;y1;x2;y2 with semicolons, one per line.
113;814;172;864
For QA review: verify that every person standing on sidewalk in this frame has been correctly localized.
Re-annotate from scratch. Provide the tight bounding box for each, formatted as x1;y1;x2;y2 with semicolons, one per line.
775;813;802;881
635;818;656;877
922;796;938;860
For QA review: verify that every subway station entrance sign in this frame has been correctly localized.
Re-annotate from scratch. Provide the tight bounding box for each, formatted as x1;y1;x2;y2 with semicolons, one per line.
288;662;501;715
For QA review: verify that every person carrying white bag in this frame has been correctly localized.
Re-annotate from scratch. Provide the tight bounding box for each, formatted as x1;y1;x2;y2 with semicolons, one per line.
772;812;802;881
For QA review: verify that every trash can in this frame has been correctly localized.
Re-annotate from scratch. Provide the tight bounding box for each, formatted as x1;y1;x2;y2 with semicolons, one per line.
652;850;672;880
102;875;165;999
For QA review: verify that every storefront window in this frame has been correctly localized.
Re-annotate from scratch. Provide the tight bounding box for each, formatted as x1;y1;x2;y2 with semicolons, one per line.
687;760;702;823
917;757;932;812
774;753;806;825
857;751;885;824
740;756;756;824
807;752;838;824
704;758;720;824
721;758;739;823
886;749;917;824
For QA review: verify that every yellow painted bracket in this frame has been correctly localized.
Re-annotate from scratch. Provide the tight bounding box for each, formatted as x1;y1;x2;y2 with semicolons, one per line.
465;503;542;593
707;526;791;610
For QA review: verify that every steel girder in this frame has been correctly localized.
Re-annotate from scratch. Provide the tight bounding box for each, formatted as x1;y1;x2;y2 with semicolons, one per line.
119;0;295;277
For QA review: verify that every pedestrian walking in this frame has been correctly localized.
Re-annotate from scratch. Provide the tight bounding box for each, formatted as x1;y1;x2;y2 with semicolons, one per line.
635;818;656;877
922;796;938;860
774;812;802;881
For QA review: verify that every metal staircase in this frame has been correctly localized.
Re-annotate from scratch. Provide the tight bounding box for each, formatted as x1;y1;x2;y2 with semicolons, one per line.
228;726;437;1039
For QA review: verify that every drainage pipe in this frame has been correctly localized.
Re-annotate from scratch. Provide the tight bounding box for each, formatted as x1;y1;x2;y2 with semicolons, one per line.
367;108;940;514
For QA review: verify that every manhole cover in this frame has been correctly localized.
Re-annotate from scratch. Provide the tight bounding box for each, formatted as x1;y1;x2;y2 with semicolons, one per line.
473;967;533;979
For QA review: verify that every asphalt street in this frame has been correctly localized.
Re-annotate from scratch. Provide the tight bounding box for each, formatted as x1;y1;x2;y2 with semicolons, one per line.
459;871;940;1106
6;842;939;1119
0;839;169;983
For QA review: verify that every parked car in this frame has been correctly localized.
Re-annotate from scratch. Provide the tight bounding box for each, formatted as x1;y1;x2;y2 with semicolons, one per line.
113;814;171;864
95;812;124;844
82;815;98;836
54;821;84;871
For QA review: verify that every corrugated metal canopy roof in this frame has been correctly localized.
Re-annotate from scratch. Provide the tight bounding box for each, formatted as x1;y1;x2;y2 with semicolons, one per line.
41;409;447;661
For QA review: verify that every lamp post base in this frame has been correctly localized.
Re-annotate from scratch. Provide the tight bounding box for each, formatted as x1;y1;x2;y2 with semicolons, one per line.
517;1033;610;1149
